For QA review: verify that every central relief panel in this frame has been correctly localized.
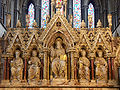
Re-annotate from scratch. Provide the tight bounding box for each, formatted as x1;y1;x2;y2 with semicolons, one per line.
50;38;68;85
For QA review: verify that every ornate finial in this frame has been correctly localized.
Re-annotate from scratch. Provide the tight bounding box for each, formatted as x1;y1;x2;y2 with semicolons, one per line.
16;20;21;28
33;20;38;28
107;14;112;28
46;15;50;24
69;15;73;26
6;14;11;28
26;14;30;27
88;15;92;28
56;0;62;13
97;19;102;28
81;20;86;28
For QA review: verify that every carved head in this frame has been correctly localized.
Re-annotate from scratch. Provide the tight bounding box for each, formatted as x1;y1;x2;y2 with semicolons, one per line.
15;50;20;58
81;50;86;57
32;50;37;57
56;38;62;49
98;50;103;58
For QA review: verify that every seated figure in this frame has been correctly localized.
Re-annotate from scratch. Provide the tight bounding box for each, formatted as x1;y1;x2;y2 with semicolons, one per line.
28;50;41;82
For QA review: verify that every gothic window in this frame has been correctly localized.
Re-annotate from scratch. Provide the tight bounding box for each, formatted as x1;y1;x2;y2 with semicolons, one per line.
73;0;81;28
41;0;49;28
88;3;94;28
28;3;35;28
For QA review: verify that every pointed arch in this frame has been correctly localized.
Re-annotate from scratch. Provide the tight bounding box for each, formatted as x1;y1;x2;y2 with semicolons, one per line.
73;0;81;28
88;3;95;28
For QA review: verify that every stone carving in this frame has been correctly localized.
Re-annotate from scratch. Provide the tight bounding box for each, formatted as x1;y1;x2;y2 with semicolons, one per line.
10;50;24;82
28;50;41;82
95;50;107;82
50;38;67;84
78;50;90;82
69;15;73;26
6;14;11;27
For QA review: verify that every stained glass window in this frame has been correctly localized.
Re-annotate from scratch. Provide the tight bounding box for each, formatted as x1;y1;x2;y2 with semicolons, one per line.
88;3;94;28
73;0;81;28
41;0;49;28
28;3;35;28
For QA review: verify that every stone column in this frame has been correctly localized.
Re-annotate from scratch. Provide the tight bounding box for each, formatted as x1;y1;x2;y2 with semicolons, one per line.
51;1;54;17
22;6;26;28
91;57;95;80
35;4;40;27
24;57;28;82
68;0;73;15
69;48;77;85
3;57;7;80
11;0;14;28
108;57;112;80
7;57;11;80
89;52;95;82
63;1;67;17
111;57;115;80
43;48;49;84
82;5;88;27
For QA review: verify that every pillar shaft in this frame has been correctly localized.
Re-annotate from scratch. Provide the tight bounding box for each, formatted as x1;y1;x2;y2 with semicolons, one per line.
91;58;94;80
108;57;112;80
43;50;48;80
71;51;74;79
7;58;10;80
112;58;115;80
3;58;7;80
24;58;27;81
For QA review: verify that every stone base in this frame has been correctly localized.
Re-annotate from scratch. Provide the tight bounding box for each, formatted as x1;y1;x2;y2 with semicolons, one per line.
108;80;117;86
51;79;68;85
1;80;10;85
28;80;41;85
42;79;49;85
69;79;78;85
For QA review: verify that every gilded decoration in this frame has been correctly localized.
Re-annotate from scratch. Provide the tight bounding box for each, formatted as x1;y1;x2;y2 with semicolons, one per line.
0;5;120;88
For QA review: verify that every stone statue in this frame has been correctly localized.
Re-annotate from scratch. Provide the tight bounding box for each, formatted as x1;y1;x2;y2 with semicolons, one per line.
69;15;73;26
51;38;67;80
95;50;107;82
46;15;50;24
6;14;11;27
28;50;41;82
10;50;24;82
78;50;90;82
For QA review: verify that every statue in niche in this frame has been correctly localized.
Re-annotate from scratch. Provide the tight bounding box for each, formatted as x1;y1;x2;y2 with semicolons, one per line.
50;38;67;82
10;50;24;82
95;50;107;82
28;50;41;82
78;50;90;82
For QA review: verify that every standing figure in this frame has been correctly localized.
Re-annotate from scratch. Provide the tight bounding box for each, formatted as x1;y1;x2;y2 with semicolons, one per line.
78;50;90;82
95;50;107;82
28;50;41;82
10;50;24;82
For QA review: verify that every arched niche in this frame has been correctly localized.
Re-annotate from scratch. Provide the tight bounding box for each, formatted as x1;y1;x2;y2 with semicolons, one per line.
44;31;74;49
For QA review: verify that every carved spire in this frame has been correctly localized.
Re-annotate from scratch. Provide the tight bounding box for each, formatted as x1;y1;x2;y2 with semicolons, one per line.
26;14;30;27
6;14;11;28
107;14;112;28
33;20;38;28
97;19;102;28
81;20;86;28
16;20;21;28
56;0;62;14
